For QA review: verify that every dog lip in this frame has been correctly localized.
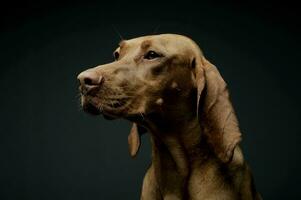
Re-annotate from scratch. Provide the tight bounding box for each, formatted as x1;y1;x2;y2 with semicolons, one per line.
80;93;131;119
81;99;123;118
109;100;127;109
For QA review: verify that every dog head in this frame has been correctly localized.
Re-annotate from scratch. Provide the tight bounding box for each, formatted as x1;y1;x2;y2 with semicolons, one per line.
77;34;241;162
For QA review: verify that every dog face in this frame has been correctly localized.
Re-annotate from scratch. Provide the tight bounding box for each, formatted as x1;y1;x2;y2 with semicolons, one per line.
77;34;241;162
77;34;198;120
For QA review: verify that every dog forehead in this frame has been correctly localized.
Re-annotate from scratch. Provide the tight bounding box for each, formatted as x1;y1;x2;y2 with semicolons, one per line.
124;34;197;52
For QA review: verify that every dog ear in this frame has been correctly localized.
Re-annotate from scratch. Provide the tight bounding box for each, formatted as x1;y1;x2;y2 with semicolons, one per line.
128;123;147;158
195;56;241;163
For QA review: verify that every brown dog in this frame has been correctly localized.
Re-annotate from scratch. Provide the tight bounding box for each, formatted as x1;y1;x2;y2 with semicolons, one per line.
77;34;261;200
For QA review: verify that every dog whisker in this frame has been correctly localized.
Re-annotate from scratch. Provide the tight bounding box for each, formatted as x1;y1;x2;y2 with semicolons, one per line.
111;24;124;41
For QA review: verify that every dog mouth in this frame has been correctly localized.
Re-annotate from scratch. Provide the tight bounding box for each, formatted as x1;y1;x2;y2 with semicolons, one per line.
80;93;130;119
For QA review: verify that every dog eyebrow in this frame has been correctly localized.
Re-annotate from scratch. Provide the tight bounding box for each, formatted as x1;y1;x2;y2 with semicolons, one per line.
141;40;151;50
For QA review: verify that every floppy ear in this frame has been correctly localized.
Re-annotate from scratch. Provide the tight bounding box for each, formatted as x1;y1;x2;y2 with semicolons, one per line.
196;56;242;163
128;123;147;158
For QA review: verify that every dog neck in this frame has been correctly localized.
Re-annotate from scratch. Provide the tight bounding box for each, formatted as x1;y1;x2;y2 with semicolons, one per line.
144;114;210;197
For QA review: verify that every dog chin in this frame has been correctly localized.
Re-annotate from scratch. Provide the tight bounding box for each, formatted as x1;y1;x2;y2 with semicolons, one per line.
82;102;101;115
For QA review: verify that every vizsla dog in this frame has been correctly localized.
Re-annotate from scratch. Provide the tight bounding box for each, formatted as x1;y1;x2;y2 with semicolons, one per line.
77;34;261;200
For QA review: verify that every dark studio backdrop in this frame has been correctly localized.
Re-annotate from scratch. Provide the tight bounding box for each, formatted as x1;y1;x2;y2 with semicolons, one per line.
1;0;300;199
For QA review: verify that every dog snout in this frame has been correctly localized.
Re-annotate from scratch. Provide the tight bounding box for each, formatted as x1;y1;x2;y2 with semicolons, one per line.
78;71;104;86
77;71;104;95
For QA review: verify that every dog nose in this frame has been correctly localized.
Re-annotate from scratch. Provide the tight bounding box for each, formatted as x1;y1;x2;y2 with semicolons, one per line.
77;71;104;86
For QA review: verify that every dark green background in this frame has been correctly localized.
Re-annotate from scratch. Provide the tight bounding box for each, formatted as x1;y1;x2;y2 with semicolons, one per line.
1;1;300;199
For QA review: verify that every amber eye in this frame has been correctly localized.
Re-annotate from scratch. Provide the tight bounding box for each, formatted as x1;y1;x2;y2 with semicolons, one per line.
144;51;161;60
113;51;120;60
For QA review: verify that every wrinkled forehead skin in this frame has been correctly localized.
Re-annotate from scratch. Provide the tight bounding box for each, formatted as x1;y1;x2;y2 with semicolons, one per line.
115;34;203;59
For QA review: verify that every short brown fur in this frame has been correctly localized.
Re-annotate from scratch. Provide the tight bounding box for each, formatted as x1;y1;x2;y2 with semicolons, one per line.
77;34;261;200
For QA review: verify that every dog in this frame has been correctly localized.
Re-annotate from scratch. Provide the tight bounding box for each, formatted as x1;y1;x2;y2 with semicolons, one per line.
77;34;261;200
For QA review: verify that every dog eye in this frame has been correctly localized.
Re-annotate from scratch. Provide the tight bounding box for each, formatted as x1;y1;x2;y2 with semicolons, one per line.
113;51;120;60
144;51;161;60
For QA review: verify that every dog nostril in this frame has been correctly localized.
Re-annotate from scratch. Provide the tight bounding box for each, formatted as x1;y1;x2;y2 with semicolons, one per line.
84;77;93;85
